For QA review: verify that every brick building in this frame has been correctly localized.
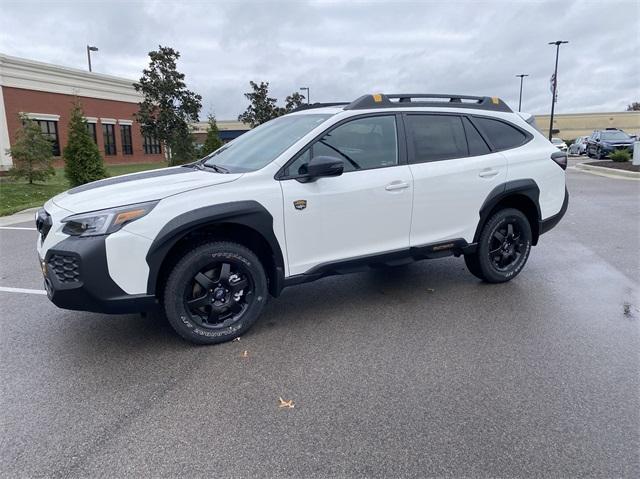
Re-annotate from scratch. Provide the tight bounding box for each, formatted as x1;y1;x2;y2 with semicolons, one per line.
0;53;164;171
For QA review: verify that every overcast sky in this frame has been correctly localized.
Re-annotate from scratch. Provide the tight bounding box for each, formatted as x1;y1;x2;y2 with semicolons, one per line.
1;0;638;119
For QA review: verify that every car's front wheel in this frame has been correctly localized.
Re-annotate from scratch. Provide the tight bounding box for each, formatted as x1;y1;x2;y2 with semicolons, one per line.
464;208;532;283
163;241;268;345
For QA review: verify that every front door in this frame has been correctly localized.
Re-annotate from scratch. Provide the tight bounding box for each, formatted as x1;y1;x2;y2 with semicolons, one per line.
279;115;413;276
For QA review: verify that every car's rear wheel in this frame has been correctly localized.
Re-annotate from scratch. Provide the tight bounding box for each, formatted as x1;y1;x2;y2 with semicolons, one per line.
163;241;268;345
464;208;532;283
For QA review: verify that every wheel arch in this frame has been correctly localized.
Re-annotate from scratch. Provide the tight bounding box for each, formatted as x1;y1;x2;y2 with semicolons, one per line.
146;201;286;298
474;179;541;245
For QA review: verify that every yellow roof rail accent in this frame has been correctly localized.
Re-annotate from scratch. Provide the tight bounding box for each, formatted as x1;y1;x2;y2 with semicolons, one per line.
372;93;383;103
491;97;500;104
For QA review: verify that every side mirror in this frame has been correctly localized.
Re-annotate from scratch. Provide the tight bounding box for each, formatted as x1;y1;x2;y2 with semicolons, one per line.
298;156;344;183
595;138;600;142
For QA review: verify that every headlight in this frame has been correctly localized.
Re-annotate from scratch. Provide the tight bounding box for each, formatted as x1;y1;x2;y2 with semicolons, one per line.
62;201;158;237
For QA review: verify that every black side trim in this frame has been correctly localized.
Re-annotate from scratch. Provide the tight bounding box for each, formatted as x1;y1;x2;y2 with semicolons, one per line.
43;236;157;314
67;167;190;195
475;179;541;243
284;239;473;287
539;188;569;236
145;201;285;296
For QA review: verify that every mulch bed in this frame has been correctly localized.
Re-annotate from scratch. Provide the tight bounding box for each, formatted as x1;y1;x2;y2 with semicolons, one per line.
587;161;640;173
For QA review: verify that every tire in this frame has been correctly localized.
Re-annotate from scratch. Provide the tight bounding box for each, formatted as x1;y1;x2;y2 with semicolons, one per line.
163;241;268;345
465;208;532;283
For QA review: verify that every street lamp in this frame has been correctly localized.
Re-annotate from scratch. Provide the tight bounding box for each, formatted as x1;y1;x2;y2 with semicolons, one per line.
547;40;569;140
515;74;529;112
86;45;99;72
299;87;310;104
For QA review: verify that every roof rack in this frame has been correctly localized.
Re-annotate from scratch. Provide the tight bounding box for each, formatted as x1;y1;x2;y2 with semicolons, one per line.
344;93;512;113
292;102;350;112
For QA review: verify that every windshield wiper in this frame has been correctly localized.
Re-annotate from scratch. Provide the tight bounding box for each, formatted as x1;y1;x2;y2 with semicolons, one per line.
202;163;230;174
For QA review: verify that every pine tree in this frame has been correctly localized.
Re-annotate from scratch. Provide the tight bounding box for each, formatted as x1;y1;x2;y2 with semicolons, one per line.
7;116;55;184
201;114;223;156
63;102;107;187
169;122;197;165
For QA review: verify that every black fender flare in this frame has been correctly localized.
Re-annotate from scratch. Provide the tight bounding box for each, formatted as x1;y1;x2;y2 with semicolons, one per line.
474;179;541;244
145;201;285;295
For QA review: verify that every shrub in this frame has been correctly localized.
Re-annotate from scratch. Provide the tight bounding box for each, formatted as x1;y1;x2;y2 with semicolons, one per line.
64;102;108;186
201;114;223;156
6;116;55;184
609;150;631;163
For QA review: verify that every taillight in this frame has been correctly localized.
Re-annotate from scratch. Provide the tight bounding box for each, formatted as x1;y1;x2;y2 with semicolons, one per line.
551;150;567;170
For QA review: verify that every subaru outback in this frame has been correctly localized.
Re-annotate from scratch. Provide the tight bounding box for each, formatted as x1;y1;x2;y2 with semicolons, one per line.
36;93;569;344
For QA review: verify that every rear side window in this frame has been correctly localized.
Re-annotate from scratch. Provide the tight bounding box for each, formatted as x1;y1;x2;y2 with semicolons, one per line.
406;114;468;163
462;117;491;156
473;117;528;150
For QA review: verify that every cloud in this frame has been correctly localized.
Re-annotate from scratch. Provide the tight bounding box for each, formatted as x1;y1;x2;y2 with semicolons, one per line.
1;0;638;118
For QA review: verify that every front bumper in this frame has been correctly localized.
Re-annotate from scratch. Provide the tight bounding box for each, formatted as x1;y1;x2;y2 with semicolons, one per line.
601;144;634;154
40;235;157;314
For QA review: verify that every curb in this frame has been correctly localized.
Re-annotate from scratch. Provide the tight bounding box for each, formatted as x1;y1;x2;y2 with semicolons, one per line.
0;207;39;226
573;162;640;180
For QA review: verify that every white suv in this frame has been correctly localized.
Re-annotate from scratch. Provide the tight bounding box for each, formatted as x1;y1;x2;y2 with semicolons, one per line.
36;93;569;344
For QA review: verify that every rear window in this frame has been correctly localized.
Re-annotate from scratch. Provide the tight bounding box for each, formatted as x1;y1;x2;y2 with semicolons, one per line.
406;114;468;163
473;117;528;151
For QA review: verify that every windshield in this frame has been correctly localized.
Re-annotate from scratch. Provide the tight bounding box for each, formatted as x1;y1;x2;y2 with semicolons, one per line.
202;114;332;172
601;130;630;141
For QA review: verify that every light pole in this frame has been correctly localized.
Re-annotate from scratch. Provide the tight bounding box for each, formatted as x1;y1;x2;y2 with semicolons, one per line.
547;40;568;140
86;45;99;72
300;87;310;104
515;74;529;112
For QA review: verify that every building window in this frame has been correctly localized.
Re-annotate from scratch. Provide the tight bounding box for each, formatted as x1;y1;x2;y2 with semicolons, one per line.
103;124;116;155
35;120;60;156
120;125;133;155
143;135;161;154
86;122;97;143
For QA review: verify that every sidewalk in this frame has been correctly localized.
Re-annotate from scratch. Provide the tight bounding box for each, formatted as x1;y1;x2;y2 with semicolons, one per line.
0;207;39;227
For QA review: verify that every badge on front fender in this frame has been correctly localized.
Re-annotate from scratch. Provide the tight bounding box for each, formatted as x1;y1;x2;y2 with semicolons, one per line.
293;200;307;210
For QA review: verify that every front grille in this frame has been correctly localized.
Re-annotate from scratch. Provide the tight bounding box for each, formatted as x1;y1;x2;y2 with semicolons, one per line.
48;254;80;283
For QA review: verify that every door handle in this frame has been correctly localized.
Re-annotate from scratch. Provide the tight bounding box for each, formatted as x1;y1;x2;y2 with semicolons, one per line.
478;168;499;178
385;181;410;191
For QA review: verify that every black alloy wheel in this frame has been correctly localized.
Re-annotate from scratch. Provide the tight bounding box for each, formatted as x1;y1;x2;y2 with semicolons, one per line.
464;208;532;283
185;261;253;330
164;241;268;344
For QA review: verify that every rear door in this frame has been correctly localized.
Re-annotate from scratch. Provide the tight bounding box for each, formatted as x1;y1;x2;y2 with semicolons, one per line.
405;113;507;246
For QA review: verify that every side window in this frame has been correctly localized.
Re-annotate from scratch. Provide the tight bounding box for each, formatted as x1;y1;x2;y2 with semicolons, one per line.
473;117;528;150
406;114;468;163
287;115;398;176
462;117;490;156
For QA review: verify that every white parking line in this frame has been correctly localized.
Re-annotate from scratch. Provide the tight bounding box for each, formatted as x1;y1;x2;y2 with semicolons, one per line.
0;286;47;295
0;226;37;231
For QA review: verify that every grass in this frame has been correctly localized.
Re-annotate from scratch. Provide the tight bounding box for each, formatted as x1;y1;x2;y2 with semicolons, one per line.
0;162;167;216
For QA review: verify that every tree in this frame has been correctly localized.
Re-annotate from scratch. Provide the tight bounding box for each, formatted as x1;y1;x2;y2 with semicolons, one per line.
169;123;198;165
201;114;223;156
63;102;107;186
6;115;55;184
282;92;306;113
626;102;640;111
238;82;307;126
238;81;280;127
134;46;202;165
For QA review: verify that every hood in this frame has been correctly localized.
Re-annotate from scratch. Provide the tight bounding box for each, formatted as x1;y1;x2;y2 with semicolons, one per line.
602;139;634;145
51;166;243;213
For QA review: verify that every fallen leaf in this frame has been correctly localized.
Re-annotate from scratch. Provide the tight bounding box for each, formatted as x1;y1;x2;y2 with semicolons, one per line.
241;350;249;358
232;337;241;342
278;397;295;409
426;288;435;293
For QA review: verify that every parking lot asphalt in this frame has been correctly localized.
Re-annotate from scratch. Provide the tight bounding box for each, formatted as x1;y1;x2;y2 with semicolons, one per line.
1;166;638;478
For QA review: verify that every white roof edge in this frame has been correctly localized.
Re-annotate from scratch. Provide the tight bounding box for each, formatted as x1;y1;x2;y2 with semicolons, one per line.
0;52;142;103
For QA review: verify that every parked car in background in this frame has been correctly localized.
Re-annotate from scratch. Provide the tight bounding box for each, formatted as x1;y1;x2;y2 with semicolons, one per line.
586;129;635;159
551;137;568;152
568;136;588;155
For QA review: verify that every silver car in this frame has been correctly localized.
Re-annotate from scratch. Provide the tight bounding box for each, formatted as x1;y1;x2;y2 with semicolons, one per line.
568;136;588;155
